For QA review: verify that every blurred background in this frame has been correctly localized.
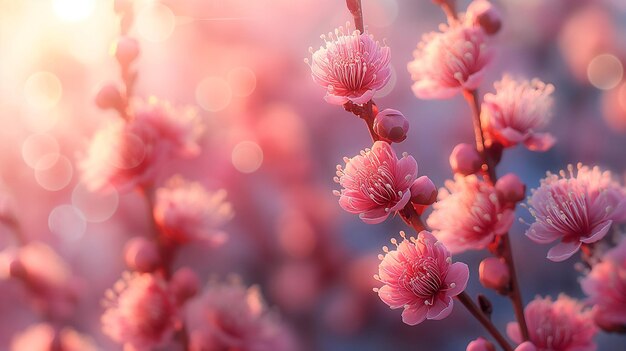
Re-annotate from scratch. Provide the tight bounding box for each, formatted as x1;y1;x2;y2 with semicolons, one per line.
1;0;626;350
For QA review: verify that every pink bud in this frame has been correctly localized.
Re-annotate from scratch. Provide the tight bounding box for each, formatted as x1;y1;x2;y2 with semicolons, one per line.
467;0;502;35
479;257;510;293
95;83;124;111
514;342;537;351
124;237;161;273
170;267;200;305
467;337;496;351
495;173;526;205
410;176;438;206
449;143;482;175
373;109;409;143
113;36;140;67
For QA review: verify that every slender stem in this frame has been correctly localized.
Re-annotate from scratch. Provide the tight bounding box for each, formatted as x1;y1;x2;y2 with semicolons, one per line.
346;0;364;33
457;292;514;351
461;89;530;341
399;203;426;233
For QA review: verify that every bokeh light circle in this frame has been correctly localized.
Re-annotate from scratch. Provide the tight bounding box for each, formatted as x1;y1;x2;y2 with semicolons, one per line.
53;0;96;22
21;134;60;170
362;0;399;28
48;205;87;241
71;182;119;223
35;155;73;191
24;72;62;110
137;3;176;42
196;77;232;112
227;67;257;97
231;141;263;174
587;54;623;90
374;65;397;98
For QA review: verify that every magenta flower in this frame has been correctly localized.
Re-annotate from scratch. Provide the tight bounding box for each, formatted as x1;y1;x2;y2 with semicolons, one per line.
507;295;598;351
580;238;626;332
407;23;493;99
186;278;296;351
427;175;515;254
481;75;556;151
307;23;391;105
334;141;418;224
154;176;234;246
102;272;179;351
375;231;469;325
81;97;203;192
11;323;98;351
526;164;626;262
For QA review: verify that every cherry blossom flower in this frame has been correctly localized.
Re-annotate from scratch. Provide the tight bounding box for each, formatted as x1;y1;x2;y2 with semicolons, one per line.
81;97;203;192
481;75;556;151
153;176;233;245
11;323;98;351
507;295;597;351
102;272;179;351
307;23;391;105
580;237;626;332
407;23;492;99
186;277;296;351
374;231;469;325
526;164;626;262
427;175;515;254
333;141;418;224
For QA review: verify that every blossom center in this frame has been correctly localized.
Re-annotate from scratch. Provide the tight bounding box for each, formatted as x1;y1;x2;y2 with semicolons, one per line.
400;257;443;302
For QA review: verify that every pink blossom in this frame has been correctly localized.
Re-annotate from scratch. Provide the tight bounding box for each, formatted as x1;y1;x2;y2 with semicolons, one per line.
526;164;626;262
481;75;556;151
186;278;296;351
102;272;179;351
375;231;469;325
580;237;626;332
407;23;492;99
307;23;391;105
11;323;98;351
153;176;233;245
333;141;418;224
427;175;515;254
507;295;597;351
81;97;203;192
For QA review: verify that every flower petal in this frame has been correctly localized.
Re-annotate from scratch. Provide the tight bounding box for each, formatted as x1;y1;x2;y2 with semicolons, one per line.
580;220;612;244
444;262;469;296
426;296;453;320
401;303;428;326
547;241;582;262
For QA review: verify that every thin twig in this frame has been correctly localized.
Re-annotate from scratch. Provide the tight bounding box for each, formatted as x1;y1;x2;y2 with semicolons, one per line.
457;292;514;351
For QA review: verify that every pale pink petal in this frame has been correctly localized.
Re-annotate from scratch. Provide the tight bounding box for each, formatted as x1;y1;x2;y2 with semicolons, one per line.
547;241;582;262
426;296;453;320
524;132;556;152
359;208;390;224
377;285;410;309
401;304;428;326
349;89;376;104
324;94;349;105
580;220;612;243
506;322;522;344
444;262;469;296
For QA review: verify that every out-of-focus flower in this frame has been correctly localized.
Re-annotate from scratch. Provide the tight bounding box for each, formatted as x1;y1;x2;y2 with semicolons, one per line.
333;141;418;224
407;23;492;99
466;337;495;351
495;173;526;206
580;237;626;332
507;295;597;351
307;23;391;105
170;267;200;306
373;108;409;143
153;176;233;245
479;257;510;293
526;164;626;262
481;75;555;151
449;143;482;176
375;231;469;325
0;242;80;319
124;237;161;273
81;98;203;192
186;277;296;351
102;272;179;351
602;82;626;133
427;175;514;254
11;323;98;351
514;342;537;351
465;0;502;35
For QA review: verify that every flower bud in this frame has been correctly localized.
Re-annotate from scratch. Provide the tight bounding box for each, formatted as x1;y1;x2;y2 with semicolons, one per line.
467;0;502;35
495;173;526;205
113;36;140;67
514;342;537;351
410;176;438;206
479;257;510;293
95;83;124;111
450;143;482;175
170;267;200;305
467;337;496;351
124;237;161;273
373;109;409;143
